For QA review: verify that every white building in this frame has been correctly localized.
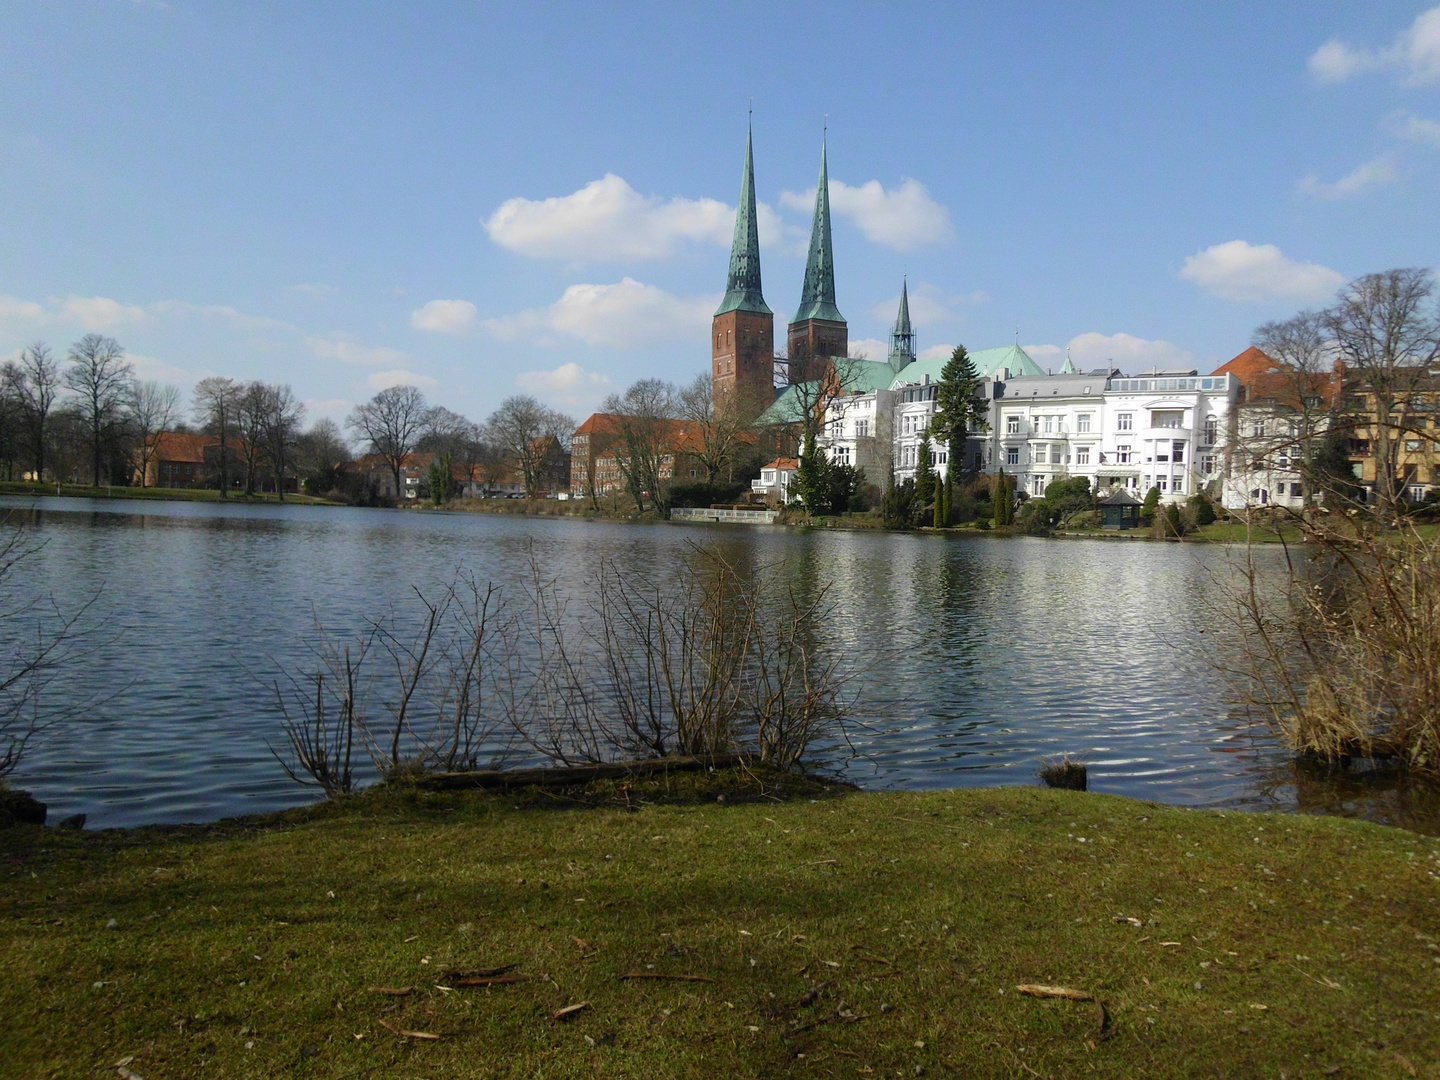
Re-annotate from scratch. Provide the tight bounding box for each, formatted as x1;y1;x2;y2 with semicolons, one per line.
817;288;1244;505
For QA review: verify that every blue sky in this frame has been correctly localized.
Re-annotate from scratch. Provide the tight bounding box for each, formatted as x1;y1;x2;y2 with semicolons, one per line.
2;2;1438;427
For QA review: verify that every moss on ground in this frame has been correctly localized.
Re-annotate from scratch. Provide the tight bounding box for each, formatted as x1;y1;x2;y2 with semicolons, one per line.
2;781;1438;1078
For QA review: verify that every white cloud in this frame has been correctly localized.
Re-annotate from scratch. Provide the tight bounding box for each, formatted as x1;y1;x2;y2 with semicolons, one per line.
781;178;951;251
125;352;194;385
516;362;614;414
485;173;780;262
483;278;718;351
919;344;954;362
367;369;437;391
59;295;149;329
1071;333;1193;371
309;335;411;367
1298;155;1398;200
303;397;353;423
1178;240;1346;302
0;295;47;326
867;281;975;327
1384;109;1440;147
410;299;478;335
1307;39;1380;83
848;338;892;362
1307;7;1440;85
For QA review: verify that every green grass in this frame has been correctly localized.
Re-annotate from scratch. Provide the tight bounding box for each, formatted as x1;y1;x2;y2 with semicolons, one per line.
0;481;338;505
3;781;1438;1078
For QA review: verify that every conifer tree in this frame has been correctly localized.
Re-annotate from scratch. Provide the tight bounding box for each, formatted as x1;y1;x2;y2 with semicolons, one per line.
1140;484;1161;526
933;344;986;470
915;431;935;507
934;475;946;528
993;469;1009;527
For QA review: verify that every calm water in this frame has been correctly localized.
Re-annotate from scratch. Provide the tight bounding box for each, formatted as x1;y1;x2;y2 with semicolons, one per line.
1;496;1432;831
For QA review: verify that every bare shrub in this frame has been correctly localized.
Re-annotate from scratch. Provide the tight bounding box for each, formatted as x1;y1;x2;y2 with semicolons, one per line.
1222;520;1440;772
269;625;370;797
0;518;110;779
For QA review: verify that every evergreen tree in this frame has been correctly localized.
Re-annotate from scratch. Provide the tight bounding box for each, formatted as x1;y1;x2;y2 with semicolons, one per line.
794;433;833;515
993;469;1010;527
1140;485;1161;526
881;477;916;529
933;476;946;528
932;344;985;472
915;431;935;507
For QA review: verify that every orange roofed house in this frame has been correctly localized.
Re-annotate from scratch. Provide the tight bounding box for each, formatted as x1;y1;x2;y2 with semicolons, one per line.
132;432;215;489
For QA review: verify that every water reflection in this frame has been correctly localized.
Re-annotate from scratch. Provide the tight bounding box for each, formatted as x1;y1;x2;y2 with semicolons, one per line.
0;495;1426;833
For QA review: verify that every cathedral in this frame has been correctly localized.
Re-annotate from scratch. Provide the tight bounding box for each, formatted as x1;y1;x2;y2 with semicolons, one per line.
711;126;857;417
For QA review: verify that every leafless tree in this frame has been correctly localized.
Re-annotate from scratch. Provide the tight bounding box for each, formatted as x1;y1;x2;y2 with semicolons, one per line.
62;334;134;485
127;380;181;487
257;383;305;500
766;345;865;456
679;372;752;483
192;376;239;497
1324;268;1440;517
600;379;680;511
294;417;351;494
16;343;61;481
235;381;269;497
484;395;573;499
0;365;23;480
348;384;431;499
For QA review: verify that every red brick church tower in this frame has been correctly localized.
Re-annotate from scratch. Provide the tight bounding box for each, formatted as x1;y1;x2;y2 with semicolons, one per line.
712;124;775;419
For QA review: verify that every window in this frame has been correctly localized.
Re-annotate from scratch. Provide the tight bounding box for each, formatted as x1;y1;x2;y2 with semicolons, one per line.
1204;415;1218;445
1006;415;1021;434
1152;410;1183;429
1290;483;1303;497
1158;476;1168;491
1043;416;1054;433
1172;475;1184;494
1077;414;1092;433
1172;441;1186;464
855;419;869;438
832;445;851;465
1033;477;1046;496
1075;446;1090;465
1006;447;1019;466
1405;439;1421;451
1116;444;1131;464
1117;413;1133;432
1201;454;1215;474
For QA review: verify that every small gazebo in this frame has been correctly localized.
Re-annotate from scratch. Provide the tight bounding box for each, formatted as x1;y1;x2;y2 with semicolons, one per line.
1099;488;1143;529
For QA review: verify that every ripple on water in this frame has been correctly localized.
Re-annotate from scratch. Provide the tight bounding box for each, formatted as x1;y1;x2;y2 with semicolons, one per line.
0;495;1409;829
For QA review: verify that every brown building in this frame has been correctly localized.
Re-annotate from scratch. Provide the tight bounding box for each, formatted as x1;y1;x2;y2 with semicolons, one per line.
133;432;214;488
570;413;705;500
1336;361;1440;503
711;127;847;418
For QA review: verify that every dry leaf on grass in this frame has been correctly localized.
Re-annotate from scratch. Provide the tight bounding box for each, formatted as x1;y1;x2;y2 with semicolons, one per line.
368;986;413;996
1015;984;1095;1002
553;1001;592;1021
117;1069;144;1080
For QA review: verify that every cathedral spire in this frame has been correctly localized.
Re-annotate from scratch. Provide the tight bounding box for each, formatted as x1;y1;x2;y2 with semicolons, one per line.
888;277;915;373
792;136;843;325
715;122;770;317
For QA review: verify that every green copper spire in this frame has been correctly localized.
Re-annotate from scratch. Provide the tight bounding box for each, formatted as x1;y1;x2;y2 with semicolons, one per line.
714;124;771;317
888;277;915;372
792;138;844;325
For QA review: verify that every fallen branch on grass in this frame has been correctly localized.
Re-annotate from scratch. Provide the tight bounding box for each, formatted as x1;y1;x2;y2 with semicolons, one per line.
1015;984;1095;1001
421;754;744;791
618;971;717;983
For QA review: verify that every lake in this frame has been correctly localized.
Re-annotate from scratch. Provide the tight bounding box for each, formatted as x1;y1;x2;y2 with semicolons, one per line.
1;496;1432;832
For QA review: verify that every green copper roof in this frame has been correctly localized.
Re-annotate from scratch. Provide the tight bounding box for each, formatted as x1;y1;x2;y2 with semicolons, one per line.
714;125;771;317
887;344;1045;391
791;140;844;326
1059;352;1078;374
888;278;915;374
755;359;897;426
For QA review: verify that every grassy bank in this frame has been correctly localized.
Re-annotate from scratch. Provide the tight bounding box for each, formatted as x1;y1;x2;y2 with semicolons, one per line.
3;781;1437;1078
0;481;338;506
